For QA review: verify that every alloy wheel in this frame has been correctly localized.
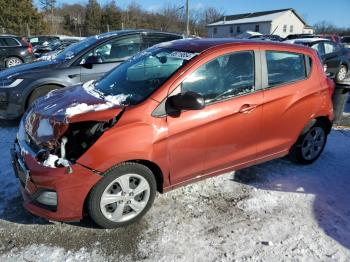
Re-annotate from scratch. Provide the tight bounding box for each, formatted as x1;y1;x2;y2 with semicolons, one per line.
337;66;348;81
301;126;326;161
99;173;151;223
6;57;22;68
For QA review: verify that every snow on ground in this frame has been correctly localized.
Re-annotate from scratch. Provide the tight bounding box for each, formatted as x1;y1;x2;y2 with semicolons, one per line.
0;120;349;261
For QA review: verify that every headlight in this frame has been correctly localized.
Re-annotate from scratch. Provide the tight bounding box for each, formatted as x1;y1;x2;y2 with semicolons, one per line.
0;78;24;88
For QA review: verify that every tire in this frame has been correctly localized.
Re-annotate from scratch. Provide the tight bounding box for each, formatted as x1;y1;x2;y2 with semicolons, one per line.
87;162;157;229
27;85;59;107
5;57;23;68
336;65;348;82
289;122;328;165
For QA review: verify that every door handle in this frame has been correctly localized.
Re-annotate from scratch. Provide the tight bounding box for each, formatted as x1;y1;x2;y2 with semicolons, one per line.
68;74;79;79
239;104;257;113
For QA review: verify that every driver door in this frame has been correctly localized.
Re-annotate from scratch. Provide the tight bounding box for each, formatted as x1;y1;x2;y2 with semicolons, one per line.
79;34;141;82
167;50;262;184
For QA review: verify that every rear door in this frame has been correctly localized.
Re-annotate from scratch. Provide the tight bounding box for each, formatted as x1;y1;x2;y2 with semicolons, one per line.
79;34;141;82
257;50;317;159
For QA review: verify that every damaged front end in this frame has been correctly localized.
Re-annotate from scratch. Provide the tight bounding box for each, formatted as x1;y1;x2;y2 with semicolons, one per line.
23;84;127;170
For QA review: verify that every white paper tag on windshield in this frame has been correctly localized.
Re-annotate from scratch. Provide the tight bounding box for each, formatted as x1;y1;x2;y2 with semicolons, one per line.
168;51;198;60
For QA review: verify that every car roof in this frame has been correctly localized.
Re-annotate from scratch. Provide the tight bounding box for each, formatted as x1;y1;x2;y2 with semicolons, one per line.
96;29;182;39
155;38;313;53
288;38;329;43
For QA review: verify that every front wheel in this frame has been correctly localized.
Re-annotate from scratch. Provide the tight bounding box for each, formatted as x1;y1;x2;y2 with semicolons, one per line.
87;163;157;228
289;123;328;165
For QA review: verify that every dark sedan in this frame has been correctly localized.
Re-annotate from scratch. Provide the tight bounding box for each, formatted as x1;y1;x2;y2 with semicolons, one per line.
0;30;182;119
0;35;33;69
286;38;350;82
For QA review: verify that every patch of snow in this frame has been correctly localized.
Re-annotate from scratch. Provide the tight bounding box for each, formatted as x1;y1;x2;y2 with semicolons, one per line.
62;80;130;117
37;119;54;138
0;244;108;262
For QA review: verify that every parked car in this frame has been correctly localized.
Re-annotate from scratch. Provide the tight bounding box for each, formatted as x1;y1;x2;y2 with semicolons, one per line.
342;36;350;48
285;34;315;40
36;40;81;61
0;30;182;119
28;36;60;47
249;34;284;41
11;39;334;228
0;35;33;69
33;39;80;58
285;38;350;82
318;34;342;44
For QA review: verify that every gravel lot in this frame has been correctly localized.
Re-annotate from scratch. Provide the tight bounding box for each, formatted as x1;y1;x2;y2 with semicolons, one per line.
0;120;349;261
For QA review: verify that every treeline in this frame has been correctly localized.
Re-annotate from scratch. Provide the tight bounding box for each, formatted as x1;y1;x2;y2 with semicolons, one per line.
1;0;223;37
1;0;349;37
314;21;350;36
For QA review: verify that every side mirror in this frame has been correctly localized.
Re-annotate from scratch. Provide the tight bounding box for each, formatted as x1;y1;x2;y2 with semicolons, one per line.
166;91;205;114
82;55;102;69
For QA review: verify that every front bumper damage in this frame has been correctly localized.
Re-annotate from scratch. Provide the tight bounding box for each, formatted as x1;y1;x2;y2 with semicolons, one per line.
11;121;102;222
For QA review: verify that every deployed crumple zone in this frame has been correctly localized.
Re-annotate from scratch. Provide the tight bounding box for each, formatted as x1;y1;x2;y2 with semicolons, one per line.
24;83;128;168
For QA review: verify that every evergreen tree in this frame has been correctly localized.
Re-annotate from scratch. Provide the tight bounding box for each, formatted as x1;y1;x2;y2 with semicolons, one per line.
0;0;47;36
84;0;102;35
101;0;122;32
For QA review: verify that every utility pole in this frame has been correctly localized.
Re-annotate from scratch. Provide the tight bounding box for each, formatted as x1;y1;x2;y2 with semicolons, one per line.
107;24;110;32
186;0;190;37
26;23;31;37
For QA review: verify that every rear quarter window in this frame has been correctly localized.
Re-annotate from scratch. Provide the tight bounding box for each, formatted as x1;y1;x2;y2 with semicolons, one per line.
265;51;308;88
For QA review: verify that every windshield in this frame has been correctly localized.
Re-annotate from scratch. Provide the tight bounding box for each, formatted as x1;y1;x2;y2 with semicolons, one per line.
56;37;98;61
93;47;198;105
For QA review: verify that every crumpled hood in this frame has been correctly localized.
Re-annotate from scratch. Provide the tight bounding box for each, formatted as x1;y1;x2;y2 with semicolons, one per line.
24;82;127;148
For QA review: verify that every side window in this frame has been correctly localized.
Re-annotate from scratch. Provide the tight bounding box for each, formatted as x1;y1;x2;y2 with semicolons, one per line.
311;43;325;57
324;42;337;54
0;38;6;46
182;51;255;104
3;38;19;46
80;35;141;64
265;51;306;87
290;25;294;33
283;25;287;33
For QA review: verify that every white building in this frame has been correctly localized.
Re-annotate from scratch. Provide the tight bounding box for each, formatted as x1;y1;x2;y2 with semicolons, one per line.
207;8;314;38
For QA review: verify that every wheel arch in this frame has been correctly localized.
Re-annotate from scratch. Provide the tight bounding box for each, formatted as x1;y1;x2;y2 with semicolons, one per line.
301;116;332;136
25;83;65;109
124;160;164;193
5;55;24;62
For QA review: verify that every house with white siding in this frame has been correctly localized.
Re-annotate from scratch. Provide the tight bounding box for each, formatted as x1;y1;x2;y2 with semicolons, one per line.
207;8;314;38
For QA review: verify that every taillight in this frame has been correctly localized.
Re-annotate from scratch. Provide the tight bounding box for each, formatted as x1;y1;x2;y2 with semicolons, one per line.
27;43;33;54
326;77;335;97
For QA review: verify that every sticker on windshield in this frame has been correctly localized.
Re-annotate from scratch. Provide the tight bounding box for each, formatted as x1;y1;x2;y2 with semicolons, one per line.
168;51;198;60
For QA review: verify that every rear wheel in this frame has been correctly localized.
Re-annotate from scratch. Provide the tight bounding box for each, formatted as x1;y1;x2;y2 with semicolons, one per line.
289;122;328;165
27;85;59;107
336;65;348;82
5;57;23;68
87;163;157;228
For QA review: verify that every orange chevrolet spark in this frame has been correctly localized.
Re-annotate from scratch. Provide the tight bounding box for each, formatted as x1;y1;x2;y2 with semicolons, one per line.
11;39;334;228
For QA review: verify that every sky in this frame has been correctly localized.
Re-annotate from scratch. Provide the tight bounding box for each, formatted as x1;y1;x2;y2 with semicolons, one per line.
34;0;350;27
